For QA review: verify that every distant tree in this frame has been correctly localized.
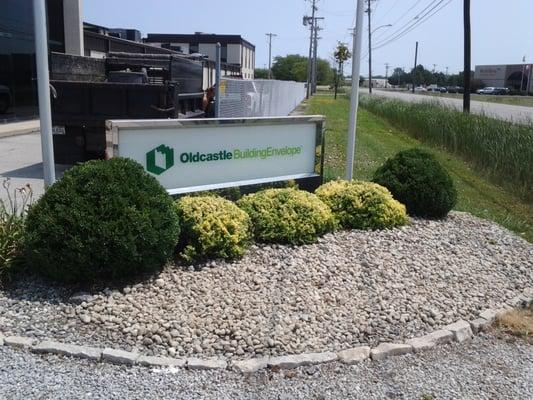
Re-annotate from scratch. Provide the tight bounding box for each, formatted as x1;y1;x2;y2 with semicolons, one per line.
389;67;410;87
333;42;351;98
271;55;308;82
254;68;269;79
271;55;334;85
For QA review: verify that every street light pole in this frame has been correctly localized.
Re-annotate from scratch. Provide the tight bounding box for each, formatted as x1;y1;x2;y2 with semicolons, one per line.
368;22;392;94
345;0;365;181
32;0;55;187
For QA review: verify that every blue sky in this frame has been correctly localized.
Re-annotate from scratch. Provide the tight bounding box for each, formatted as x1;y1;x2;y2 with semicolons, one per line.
84;0;532;76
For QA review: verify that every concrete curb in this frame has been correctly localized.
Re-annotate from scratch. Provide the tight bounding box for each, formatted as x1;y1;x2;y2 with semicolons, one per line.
1;288;531;374
0;120;39;139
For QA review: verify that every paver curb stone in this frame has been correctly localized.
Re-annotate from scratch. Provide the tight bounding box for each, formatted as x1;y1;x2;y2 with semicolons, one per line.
4;336;36;349
370;343;413;361
444;320;473;343
187;358;228;370
232;357;270;373
337;346;371;364
102;348;139;365
268;352;338;369
137;355;186;368
32;340;102;361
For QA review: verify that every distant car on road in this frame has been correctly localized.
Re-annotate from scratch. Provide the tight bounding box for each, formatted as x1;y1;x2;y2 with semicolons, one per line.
414;86;427;92
0;85;12;114
476;87;510;95
446;86;464;94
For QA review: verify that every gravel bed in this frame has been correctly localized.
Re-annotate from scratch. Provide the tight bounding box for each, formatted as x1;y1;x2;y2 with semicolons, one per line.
0;212;531;360
0;333;531;399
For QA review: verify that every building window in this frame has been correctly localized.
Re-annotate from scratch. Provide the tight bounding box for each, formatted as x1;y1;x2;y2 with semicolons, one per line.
190;44;199;53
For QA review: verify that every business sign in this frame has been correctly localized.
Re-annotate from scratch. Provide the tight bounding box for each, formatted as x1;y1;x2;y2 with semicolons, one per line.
106;116;324;194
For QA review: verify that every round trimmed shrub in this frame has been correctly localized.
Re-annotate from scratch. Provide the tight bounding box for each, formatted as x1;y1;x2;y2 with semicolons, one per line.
236;188;336;245
175;195;252;262
316;180;408;230
373;148;457;219
24;158;180;284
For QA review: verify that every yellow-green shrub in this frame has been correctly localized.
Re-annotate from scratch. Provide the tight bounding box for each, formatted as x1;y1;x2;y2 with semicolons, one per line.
176;195;252;262
237;188;336;245
316;180;408;230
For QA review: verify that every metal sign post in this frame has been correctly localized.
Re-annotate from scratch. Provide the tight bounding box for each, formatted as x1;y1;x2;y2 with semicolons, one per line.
33;0;56;187
215;43;221;118
345;0;365;181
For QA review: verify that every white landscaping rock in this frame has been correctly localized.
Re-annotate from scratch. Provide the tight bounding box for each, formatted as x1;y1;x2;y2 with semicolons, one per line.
4;336;35;349
337;347;371;364
371;343;413;361
479;309;498;323
32;340;102;361
444;320;473;343
232;357;269;373
187;358;227;370
102;348;139;365
268;352;338;369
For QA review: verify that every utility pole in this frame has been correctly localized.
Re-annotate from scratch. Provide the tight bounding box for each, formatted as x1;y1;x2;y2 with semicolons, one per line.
463;0;471;113
312;24;323;94
367;0;373;93
445;66;449;76
346;0;365;181
266;33;277;79
412;41;418;93
304;0;317;99
385;63;390;88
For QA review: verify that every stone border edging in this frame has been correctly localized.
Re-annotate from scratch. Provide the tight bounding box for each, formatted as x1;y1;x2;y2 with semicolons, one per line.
0;288;531;374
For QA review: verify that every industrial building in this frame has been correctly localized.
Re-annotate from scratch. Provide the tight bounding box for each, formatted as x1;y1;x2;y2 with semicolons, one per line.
0;0;247;122
474;64;532;94
144;33;256;79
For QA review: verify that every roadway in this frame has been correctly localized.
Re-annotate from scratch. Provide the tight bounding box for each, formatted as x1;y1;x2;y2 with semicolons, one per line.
364;89;533;124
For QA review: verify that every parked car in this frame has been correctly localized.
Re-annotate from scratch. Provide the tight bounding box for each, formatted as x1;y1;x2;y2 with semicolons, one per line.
0;85;12;114
414;86;427;92
493;87;510;95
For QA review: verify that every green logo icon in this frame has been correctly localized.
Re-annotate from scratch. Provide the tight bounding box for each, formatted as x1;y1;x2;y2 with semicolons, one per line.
146;145;174;175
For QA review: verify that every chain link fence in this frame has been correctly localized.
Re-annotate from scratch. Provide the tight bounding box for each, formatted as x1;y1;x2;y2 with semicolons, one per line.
219;79;306;118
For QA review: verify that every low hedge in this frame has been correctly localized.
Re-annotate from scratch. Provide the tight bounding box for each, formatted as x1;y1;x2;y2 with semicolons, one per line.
316;180;409;230
24;158;180;284
175;195;252;262
373;148;457;218
237;188;336;245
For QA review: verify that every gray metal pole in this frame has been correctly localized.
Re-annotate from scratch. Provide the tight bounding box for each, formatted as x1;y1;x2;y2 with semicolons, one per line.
33;0;55;187
367;0;373;94
345;0;365;181
215;43;221;118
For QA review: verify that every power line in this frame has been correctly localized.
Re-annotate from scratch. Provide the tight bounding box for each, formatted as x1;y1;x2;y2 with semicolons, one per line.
372;0;454;51
373;0;425;41
373;0;444;45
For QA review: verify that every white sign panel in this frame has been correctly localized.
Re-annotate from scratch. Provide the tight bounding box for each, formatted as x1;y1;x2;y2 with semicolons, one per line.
106;116;324;194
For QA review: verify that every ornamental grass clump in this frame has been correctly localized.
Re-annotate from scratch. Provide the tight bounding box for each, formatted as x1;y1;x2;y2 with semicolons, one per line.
24;158;180;284
0;180;32;282
316;180;408;230
237;188;336;245
175;195;252;262
373;148;457;219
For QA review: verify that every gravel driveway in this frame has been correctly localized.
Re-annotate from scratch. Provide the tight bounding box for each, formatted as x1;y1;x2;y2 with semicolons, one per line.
0;333;531;399
1;212;531;360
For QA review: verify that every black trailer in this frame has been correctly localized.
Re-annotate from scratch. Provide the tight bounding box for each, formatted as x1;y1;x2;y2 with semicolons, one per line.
50;52;205;164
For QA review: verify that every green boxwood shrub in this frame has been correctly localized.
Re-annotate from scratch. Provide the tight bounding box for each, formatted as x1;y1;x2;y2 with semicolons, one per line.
24;158;180;284
237;188;335;245
316;180;408;230
373;148;457;218
175;195;252;262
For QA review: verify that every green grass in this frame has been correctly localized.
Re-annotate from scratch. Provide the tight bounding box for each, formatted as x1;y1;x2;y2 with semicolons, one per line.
306;94;533;242
421;91;533;108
